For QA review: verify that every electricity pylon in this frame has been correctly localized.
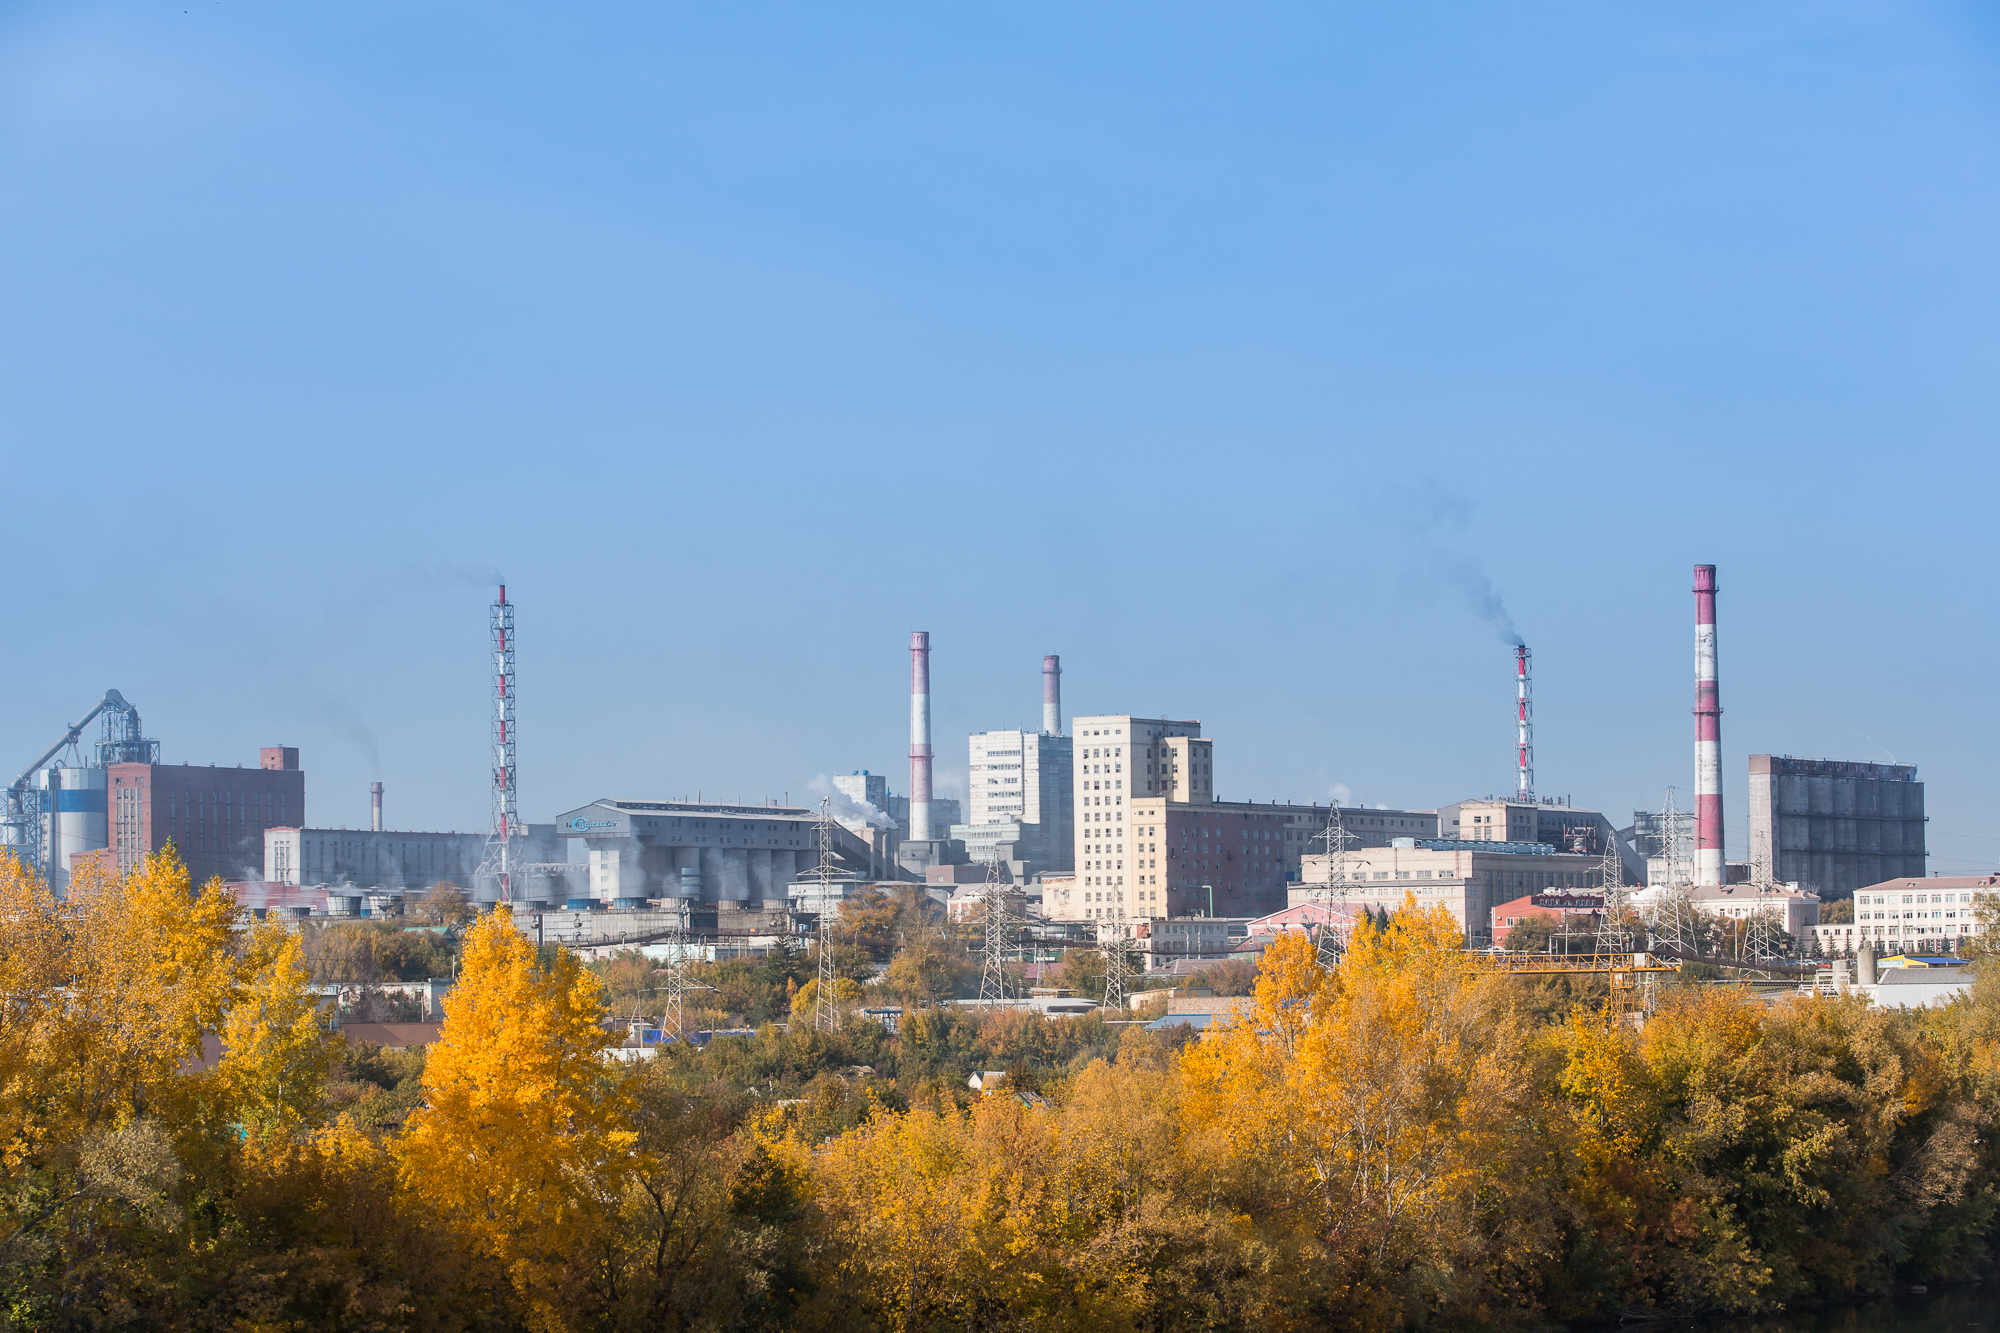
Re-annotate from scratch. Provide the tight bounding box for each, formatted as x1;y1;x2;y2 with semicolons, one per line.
1312;806;1365;968
813;798;841;1033
1100;905;1131;1012
977;848;1014;1008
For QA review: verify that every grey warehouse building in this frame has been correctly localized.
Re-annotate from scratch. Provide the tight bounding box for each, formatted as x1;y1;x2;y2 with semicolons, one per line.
554;799;881;906
1747;755;1926;899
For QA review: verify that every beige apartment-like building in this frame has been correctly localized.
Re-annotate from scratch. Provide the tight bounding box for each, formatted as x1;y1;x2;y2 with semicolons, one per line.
1061;714;1435;924
1293;841;1606;947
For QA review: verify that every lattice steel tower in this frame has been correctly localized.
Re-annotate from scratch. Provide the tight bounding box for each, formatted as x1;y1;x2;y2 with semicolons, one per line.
480;584;521;902
977;849;1013;1008
813;798;841;1032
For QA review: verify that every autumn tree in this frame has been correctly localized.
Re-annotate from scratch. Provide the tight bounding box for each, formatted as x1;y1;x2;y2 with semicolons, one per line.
215;926;333;1138
394;906;636;1329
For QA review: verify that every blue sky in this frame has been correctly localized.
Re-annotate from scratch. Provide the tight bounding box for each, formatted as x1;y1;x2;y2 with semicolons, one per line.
4;2;1997;871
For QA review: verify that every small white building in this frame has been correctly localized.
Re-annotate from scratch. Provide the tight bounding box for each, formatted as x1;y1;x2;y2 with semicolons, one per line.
1687;882;1821;937
1840;876;1997;952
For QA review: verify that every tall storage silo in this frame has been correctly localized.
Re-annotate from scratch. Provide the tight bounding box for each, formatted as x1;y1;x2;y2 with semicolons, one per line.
42;765;107;893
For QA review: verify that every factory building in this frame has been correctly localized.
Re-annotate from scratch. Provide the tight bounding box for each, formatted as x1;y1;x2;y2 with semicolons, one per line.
1746;755;1926;899
1435;797;1644;882
553;798;880;907
1062;713;1437;922
262;823;557;893
1296;838;1606;948
74;746;307;889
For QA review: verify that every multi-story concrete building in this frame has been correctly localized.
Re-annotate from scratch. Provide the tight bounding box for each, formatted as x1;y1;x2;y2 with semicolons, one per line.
1839;875;1994;952
1294;838;1604;947
1747;755;1926;898
84;746;307;888
956;729;1073;873
1687;881;1821;938
888;794;959;841
1065;713;1434;922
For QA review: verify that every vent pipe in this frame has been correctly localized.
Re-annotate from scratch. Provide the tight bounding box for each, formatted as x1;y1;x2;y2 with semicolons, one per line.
1042;655;1062;736
1693;565;1724;887
371;781;384;832
909;632;933;842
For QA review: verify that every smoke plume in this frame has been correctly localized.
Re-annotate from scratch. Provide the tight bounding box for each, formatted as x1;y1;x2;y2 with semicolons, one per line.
806;774;896;829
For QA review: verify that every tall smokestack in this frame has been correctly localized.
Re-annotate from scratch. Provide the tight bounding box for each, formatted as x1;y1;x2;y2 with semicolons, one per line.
371;781;383;832
1042;655;1062;735
909;631;933;842
1693;565;1724;887
1514;644;1533;801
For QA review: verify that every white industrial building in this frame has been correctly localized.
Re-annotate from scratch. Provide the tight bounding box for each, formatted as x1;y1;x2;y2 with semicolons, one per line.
263;824;558;894
552;798;883;907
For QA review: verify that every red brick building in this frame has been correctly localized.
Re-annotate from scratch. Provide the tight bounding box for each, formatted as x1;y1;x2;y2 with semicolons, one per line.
99;746;305;888
1490;891;1602;943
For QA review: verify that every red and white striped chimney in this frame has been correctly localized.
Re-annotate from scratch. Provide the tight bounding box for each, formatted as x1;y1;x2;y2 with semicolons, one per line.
1514;644;1533;801
1693;565;1724;887
909;632;933;842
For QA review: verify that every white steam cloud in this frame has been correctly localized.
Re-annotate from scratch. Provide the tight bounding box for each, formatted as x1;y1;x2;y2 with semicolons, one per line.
806;774;896;829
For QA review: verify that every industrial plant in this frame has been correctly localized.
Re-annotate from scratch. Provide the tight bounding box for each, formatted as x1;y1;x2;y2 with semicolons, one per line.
1;564;1983;980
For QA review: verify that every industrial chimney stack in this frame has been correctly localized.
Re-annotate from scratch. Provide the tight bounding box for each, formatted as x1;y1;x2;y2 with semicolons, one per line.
1693;565;1724;887
908;631;933;843
1514;644;1533;802
371;782;383;832
1042;655;1062;736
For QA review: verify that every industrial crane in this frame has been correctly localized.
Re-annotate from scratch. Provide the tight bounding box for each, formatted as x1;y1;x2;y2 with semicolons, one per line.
1;689;158;884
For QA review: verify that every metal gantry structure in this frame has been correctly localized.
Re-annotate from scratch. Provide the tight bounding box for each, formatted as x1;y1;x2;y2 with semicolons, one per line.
477;584;522;903
813;798;841;1032
1;690;156;885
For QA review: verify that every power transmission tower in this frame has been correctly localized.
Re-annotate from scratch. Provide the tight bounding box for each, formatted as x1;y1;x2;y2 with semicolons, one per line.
813;798;841;1033
1312;806;1365;968
977;849;1013;1008
662;898;691;1044
1100;905;1131;1013
1594;830;1632;955
1738;837;1788;966
1645;787;1704;958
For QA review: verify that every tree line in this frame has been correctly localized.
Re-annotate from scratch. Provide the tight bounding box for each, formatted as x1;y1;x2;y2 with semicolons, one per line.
2;846;1996;1331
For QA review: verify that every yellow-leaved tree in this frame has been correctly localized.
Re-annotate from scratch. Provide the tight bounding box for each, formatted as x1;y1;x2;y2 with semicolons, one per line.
394;907;636;1329
0;845;240;1171
215;925;332;1138
1182;899;1514;1261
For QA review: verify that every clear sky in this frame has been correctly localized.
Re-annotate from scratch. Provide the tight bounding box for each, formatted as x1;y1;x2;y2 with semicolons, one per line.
4;3;1997;872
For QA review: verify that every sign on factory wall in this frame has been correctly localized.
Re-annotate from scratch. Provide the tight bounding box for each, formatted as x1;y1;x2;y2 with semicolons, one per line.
1530;894;1604;910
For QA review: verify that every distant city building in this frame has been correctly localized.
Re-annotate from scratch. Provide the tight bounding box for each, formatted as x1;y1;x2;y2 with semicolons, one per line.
263;825;555;894
1066;713;1436;923
1294;838;1603;948
887;794;960;841
1837;875;1993;951
72;747;307;889
1747;755;1926;898
831;771;888;815
1685;881;1821;937
956;728;1073;873
553;799;881;907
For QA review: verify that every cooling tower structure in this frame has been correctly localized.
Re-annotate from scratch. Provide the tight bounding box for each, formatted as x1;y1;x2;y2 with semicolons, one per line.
1043;655;1063;736
908;631;933;843
1693;565;1725;888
